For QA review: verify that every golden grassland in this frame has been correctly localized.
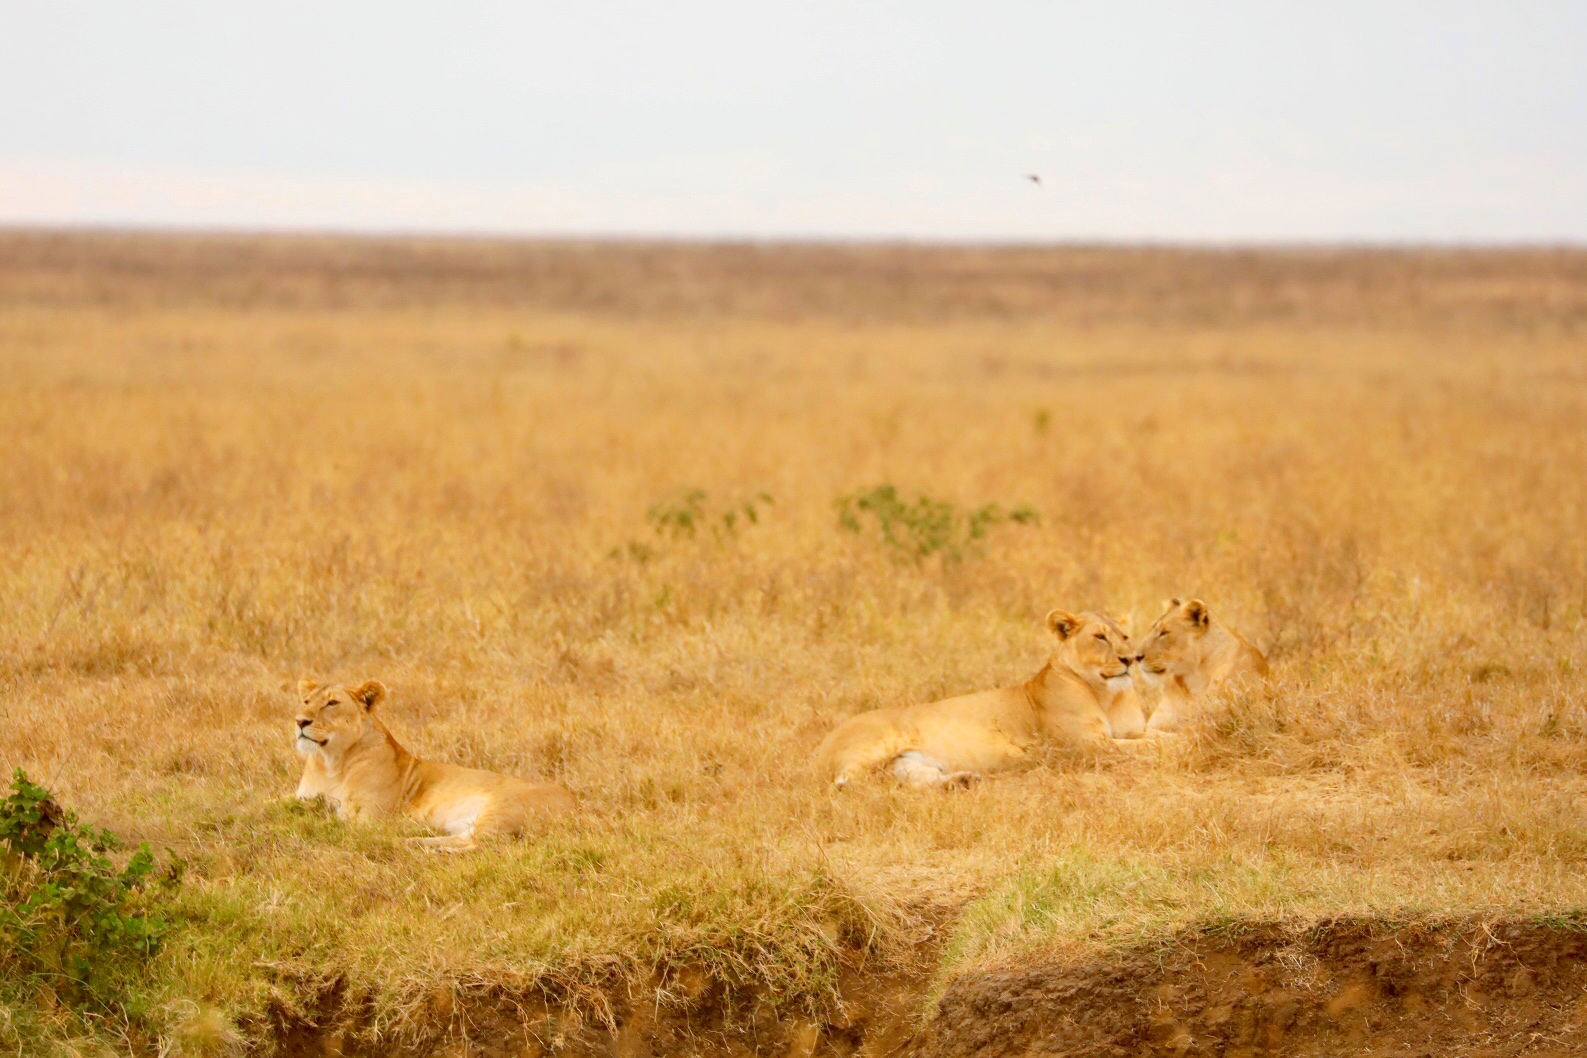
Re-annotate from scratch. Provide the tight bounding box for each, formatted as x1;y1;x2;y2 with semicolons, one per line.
3;232;1587;1053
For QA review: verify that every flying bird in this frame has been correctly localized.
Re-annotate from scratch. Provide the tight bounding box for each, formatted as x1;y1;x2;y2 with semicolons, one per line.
1025;174;1042;188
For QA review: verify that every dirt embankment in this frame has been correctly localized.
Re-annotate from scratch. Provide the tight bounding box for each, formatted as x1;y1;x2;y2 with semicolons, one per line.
276;917;1587;1057
918;917;1587;1058
272;963;926;1058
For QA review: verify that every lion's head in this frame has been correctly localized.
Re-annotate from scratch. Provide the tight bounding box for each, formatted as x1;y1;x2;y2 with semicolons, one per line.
1134;598;1213;682
1045;609;1134;693
295;678;387;761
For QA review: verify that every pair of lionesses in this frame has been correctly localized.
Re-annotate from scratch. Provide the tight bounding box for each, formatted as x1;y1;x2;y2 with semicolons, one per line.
292;597;1265;851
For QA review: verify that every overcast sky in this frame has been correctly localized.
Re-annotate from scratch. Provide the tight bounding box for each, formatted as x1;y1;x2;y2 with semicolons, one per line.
2;2;1584;242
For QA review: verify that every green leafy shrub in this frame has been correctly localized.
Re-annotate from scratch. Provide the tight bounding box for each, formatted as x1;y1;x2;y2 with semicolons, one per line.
0;769;175;1010
615;488;776;561
836;484;1038;564
648;488;774;542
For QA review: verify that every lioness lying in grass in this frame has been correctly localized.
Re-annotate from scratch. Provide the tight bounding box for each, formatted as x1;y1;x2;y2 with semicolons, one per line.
1133;598;1269;734
293;678;575;851
816;609;1146;788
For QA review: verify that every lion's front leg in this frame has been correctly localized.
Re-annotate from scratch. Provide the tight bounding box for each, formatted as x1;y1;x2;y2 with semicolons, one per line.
294;753;331;800
333;795;383;823
1046;703;1114;746
1105;687;1148;739
1145;690;1193;734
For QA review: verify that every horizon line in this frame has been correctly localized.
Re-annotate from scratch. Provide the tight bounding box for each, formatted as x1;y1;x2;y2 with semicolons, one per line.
3;222;1585;255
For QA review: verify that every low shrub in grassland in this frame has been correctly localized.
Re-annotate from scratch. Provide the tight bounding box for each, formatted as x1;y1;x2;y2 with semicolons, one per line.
1;770;179;1048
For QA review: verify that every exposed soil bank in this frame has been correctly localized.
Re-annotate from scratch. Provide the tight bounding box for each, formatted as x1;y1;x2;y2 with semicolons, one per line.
917;917;1587;1058
276;917;1587;1056
272;963;927;1058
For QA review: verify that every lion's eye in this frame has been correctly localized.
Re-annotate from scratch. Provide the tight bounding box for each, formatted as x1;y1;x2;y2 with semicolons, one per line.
1094;633;1108;641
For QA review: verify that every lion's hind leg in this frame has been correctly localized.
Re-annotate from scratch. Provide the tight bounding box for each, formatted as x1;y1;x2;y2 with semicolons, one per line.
826;733;909;788
891;751;979;789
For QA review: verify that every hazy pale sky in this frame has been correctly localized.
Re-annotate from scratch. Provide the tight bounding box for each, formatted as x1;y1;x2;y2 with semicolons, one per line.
2;2;1584;242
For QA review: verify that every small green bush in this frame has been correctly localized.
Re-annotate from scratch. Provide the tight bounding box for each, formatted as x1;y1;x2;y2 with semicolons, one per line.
611;488;775;563
836;484;1037;564
648;488;774;542
0;769;175;1010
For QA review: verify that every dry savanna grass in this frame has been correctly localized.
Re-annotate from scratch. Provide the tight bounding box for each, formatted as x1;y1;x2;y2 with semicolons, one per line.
2;233;1587;1053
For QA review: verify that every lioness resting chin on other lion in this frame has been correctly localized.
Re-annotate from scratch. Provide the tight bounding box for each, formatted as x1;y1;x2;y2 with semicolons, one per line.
293;678;575;851
816;609;1146;789
1133;598;1269;734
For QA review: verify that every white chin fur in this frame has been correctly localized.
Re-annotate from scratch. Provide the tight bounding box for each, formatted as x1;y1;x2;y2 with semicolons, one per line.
294;735;320;757
1135;669;1164;688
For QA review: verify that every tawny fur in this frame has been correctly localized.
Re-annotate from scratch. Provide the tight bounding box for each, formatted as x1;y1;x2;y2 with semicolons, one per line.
1134;598;1269;734
815;609;1146;788
294;678;575;851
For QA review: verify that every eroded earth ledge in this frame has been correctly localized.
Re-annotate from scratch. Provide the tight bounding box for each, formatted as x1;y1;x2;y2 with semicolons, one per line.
276;915;1587;1057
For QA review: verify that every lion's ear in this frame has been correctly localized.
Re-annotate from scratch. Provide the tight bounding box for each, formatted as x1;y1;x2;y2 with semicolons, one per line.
1045;609;1082;639
350;680;388;711
297;677;320;697
1161;597;1181;614
1183;599;1210;629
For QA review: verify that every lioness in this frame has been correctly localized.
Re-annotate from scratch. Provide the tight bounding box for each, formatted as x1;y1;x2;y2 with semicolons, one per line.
1134;598;1269;734
816;610;1146;788
293;678;575;851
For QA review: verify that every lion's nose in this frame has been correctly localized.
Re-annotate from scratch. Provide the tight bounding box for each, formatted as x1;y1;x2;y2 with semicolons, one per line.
1119;655;1135;667
1134;654;1145;663
296;718;312;730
